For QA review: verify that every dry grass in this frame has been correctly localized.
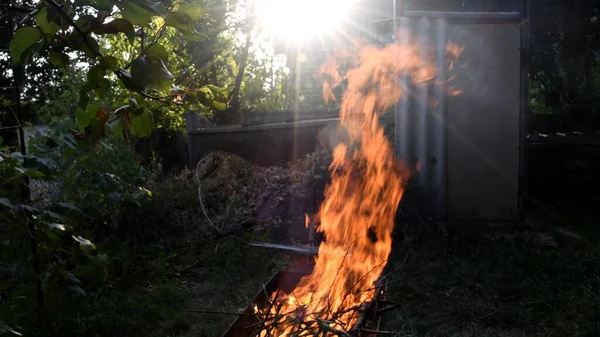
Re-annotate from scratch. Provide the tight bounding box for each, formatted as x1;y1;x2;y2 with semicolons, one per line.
194;150;332;241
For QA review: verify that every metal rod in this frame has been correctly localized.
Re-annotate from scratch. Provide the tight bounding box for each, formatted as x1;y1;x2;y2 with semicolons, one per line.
402;11;521;19
521;0;529;20
392;0;397;41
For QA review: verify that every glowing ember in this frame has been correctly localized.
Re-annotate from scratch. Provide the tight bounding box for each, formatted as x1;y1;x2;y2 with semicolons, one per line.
256;37;462;336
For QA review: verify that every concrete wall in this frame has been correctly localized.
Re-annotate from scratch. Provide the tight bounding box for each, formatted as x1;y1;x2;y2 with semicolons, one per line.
186;118;341;168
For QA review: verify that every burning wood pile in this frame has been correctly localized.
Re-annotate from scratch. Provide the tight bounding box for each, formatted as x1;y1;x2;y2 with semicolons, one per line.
251;276;396;337
218;39;463;337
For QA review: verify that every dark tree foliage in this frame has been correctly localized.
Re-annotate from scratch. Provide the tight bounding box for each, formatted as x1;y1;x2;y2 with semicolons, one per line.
1;0;64;123
528;0;600;130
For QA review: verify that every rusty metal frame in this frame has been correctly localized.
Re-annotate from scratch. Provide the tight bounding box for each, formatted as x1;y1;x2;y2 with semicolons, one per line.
221;263;387;336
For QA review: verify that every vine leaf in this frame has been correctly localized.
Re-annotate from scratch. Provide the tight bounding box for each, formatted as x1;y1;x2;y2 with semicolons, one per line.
75;15;100;33
121;2;154;26
145;43;169;66
0;198;12;208
49;51;69;68
73;236;96;251
76;104;103;131
165;4;207;41
85;65;111;98
92;18;136;44
131;0;167;17
116;70;145;93
87;65;107;84
35;7;60;35
130;55;173;92
100;55;119;70
128;108;154;137
107;117;125;139
81;36;100;58
24;169;45;179
194;85;231;110
90;109;108;141
9;27;45;65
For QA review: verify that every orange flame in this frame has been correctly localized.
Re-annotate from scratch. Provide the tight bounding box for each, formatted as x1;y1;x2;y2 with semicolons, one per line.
257;36;461;336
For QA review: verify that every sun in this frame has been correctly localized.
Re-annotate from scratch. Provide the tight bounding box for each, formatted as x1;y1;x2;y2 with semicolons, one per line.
255;0;356;41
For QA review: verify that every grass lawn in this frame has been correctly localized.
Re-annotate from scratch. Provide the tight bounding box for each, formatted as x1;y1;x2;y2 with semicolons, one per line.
118;207;596;337
382;210;599;336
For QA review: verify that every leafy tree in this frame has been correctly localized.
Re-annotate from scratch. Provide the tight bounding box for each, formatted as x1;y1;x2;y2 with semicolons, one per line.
7;0;232;140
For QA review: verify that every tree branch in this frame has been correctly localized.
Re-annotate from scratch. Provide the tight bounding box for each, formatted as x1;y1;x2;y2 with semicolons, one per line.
125;24;167;69
44;0;101;59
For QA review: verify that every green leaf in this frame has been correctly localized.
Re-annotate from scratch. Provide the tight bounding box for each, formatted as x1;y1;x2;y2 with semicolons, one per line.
81;36;100;58
130;56;151;88
130;55;173;92
128;108;154;137
73;236;96;251
145;43;169;66
75;15;97;33
9;27;45;65
0;135;3;146
35;7;60;35
196;87;214;107
0;198;12;209
139;186;152;197
48;51;69;68
16;204;40;215
48;223;67;231
116;70;145;92
78;83;94;109
95;254;108;263
87;65;106;83
78;84;95;109
67;272;81;285
100;55;119;70
96;78;111;98
131;0;167;17
171;3;204;21
76;104;102;131
24;169;45;179
56;202;83;214
165;6;207;41
92;19;136;44
44;230;61;241
108;117;125;139
129;96;139;108
121;2;154;26
69;285;87;296
74;0;112;11
45;5;62;26
90;111;108;141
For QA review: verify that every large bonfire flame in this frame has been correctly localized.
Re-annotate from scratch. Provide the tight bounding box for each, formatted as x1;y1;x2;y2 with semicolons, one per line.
256;37;462;336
